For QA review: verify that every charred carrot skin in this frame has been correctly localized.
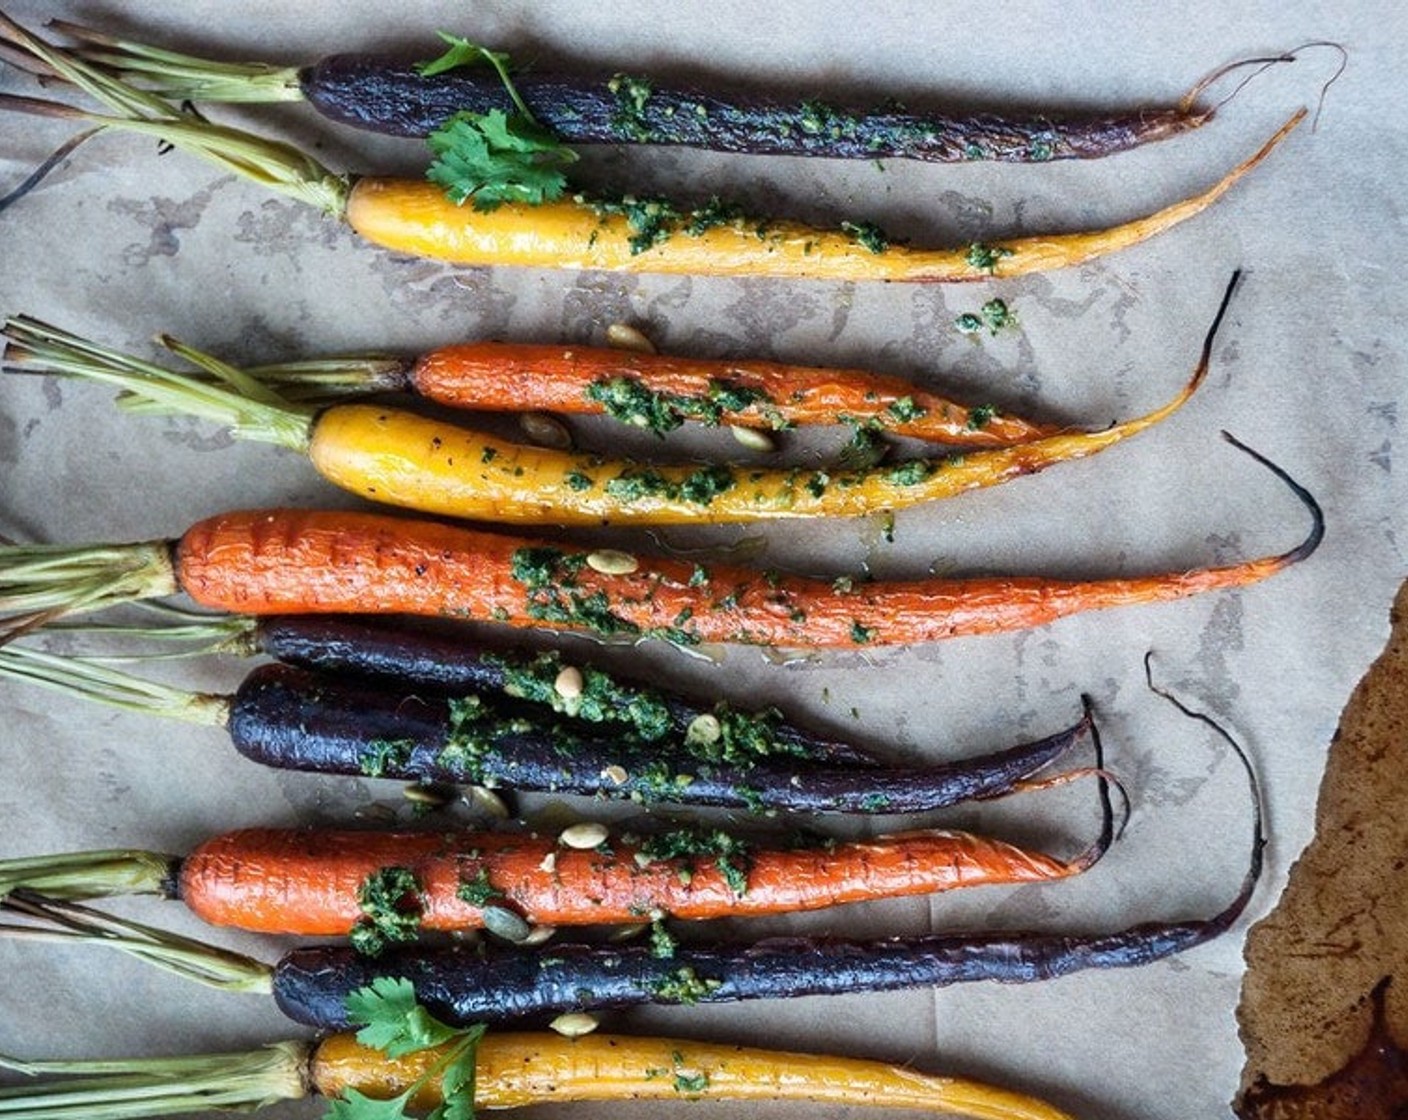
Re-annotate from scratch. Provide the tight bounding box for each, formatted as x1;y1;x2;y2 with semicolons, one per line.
271;855;1256;1027
249;614;879;765
227;662;1093;814
305;53;1200;160
174;448;1321;647
410;341;1055;446
177;824;1086;935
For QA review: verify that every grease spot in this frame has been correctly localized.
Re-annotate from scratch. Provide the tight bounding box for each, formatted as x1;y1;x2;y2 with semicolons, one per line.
107;181;225;266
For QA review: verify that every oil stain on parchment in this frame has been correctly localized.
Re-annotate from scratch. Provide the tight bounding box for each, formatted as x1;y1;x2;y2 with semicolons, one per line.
106;180;227;267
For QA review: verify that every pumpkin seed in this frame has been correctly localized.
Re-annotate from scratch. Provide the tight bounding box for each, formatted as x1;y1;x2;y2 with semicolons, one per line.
520;923;557;947
587;549;639;575
553;665;584;700
559;821;610;849
549;1012;601;1037
481;905;532;943
685;713;722;745
605;322;656;353
520;411;572;449
729;424;775;452
600;764;629;786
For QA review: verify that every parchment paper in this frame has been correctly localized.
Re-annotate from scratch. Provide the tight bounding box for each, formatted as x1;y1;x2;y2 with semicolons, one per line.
1;3;1405;1118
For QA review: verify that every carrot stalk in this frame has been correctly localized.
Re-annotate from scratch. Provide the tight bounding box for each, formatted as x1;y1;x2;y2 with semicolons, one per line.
3;273;1232;527
0;1032;1080;1120
0;14;1305;283
0;644;1104;814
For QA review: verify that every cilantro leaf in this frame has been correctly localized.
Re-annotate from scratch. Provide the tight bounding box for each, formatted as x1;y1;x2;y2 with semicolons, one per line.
427;1031;485;1120
415;33;513;80
426;110;577;211
346;976;464;1058
324;1087;417;1120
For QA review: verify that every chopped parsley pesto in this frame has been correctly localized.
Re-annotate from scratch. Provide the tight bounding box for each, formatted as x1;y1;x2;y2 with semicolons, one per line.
850;619;877;644
584;375;776;434
965;241;1015;273
455;865;506;907
649;965;723;1004
967;403;998;429
884;460;936;486
359;737;415;778
604;464;737;506
840;220;890;254
885;396;927;424
607;73;654;140
636;828;752;896
350;866;424;957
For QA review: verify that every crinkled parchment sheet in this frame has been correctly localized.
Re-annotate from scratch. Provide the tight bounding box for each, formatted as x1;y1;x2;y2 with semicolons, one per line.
1;4;1405;1118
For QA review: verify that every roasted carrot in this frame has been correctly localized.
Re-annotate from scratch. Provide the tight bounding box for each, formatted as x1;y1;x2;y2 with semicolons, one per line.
36;331;1061;448
0;800;1112;935
0;645;1103;814
52;19;1312;168
0;694;1248;1026
0;14;1305;283
0;295;1215;525
56;609;883;766
0;1030;1082;1120
0;426;1323;647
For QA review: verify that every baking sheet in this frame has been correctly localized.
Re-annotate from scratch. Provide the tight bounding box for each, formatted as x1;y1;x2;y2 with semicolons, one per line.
1;3;1405;1117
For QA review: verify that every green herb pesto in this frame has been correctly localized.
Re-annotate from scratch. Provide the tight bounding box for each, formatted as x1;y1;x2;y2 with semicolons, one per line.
648;918;678;959
967;403;998;430
584;375;775;435
885;396;927;424
688;564;710;587
674;1069;711;1094
804;471;830;499
649;966;723;1004
350;866;424;957
797;98;858;140
859;791;893;812
510;546;586;589
455;865;506;907
491;650;673;739
637;828;752;896
840;220;890;254
480;446;498;463
563;469;594;491
850;619;877;644
607;73;654;140
359;737;415;778
885;459;936;486
604;464;736;506
956;298;1016;337
965;241;1016;273
684;195;747;235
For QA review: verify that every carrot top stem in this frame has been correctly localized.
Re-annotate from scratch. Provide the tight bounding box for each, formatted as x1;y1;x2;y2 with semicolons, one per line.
0;1041;308;1120
2;317;315;450
0;893;275;994
0;13;349;215
0;541;176;640
0;643;229;726
0;850;175;902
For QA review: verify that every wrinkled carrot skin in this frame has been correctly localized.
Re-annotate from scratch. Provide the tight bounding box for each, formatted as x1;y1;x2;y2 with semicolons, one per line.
310;1031;1080;1119
343;111;1301;281
411;343;1057;447
304;361;1190;525
178;826;1078;935
172;501;1315;649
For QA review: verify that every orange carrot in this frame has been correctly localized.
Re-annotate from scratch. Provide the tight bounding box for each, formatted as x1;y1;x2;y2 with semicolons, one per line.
282;340;1060;447
1;818;1109;937
0;431;1320;648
